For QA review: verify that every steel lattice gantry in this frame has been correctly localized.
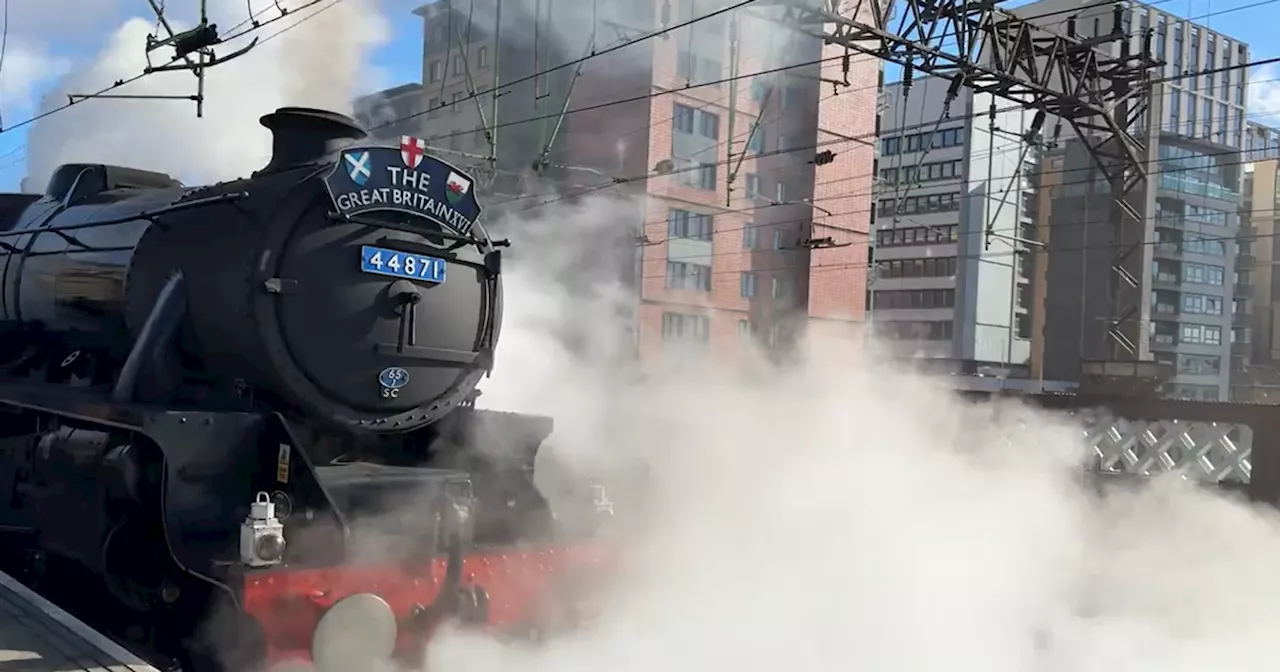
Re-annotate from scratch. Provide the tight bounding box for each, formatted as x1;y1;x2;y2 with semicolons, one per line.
759;0;1162;360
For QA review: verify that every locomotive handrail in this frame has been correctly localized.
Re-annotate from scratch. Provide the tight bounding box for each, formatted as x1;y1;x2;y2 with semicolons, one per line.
0;191;247;239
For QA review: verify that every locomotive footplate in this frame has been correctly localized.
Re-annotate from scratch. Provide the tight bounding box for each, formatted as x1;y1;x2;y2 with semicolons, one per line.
0;568;160;671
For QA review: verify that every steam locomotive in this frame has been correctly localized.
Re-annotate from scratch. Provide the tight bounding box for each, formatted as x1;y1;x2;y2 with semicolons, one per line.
0;107;608;671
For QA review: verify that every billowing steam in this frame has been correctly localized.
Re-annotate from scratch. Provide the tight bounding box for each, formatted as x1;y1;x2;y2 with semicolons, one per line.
467;193;1280;672
20;0;389;189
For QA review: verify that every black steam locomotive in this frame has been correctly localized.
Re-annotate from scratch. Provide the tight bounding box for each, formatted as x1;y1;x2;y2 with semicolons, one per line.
0;107;607;672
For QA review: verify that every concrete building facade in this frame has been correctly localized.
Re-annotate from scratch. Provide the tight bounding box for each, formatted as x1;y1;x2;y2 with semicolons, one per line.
1012;0;1251;400
1231;121;1280;400
365;0;880;362
870;75;1037;372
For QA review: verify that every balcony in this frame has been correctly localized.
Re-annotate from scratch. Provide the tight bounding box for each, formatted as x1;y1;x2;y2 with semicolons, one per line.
1232;341;1252;356
1233;312;1252;327
1158;173;1239;201
1235;283;1255;299
1237;253;1256;268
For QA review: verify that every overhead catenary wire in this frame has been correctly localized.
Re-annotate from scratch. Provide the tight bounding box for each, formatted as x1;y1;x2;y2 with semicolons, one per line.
607;135;1280;253
630;202;1280;284
497;73;1280;217
0;0;344;139
367;0;762;134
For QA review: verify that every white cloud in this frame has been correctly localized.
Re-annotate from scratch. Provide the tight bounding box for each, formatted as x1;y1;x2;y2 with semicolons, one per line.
0;39;72;122
22;0;390;189
6;0;128;42
1248;63;1280;127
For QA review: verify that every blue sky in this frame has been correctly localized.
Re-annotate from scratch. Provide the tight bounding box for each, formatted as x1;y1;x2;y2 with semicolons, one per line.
0;0;1275;191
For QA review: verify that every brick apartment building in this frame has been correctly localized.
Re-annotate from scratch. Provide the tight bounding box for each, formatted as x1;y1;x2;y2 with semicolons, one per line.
362;0;880;361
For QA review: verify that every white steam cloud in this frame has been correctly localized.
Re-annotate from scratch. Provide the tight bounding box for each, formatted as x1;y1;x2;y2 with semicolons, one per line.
22;0;391;190
463;193;1280;672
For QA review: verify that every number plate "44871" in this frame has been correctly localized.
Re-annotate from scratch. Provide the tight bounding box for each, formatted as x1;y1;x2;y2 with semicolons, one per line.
359;245;447;284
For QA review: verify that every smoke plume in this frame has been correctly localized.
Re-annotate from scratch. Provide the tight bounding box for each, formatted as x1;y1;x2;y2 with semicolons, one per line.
21;0;390;190
462;192;1280;672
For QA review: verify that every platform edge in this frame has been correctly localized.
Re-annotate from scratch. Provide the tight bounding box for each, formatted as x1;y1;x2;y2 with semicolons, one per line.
0;569;161;672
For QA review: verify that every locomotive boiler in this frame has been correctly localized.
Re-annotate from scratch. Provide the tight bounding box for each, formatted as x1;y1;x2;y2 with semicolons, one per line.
0;107;608;672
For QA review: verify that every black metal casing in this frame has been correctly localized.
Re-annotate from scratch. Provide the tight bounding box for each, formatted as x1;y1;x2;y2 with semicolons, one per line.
0;108;503;433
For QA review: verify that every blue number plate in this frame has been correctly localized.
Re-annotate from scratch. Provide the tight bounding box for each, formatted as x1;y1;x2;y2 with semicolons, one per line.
359;245;446;284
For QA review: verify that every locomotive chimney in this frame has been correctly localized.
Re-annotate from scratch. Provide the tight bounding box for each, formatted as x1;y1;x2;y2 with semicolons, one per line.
258;107;368;174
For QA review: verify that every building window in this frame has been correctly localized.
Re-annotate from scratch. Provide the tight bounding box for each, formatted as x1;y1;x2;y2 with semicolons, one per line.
677;162;716;190
1177;354;1222;375
1183;262;1225;285
871;289;956;309
877;192;961;216
745;173;762;199
751;78;768;103
874;225;958;246
740;272;757;297
1205;37;1215;91
1221;45;1231;99
877;320;953;341
771;275;790;299
1015;313;1031;339
1180;323;1223;345
427;97;442;117
452;91;464;113
743;224;757;249
661;312;710;343
1173;24;1183;74
428;60;443;82
676;48;723;86
738;319;755;342
672;104;718;140
876;256;957;278
1181;292;1223;315
667;209;713;241
478;46;489;68
746;127;765;155
665;261;712;291
773;230;783;250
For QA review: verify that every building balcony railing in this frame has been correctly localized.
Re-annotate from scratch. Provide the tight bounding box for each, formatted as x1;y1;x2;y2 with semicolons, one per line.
1233;312;1252;327
1238;253;1256;268
1235;283;1255;299
1159;173;1239;201
1232;341;1252;356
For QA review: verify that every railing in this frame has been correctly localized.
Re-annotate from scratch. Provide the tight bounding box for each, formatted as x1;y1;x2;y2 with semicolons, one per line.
1235;283;1255;299
1159;173;1239;200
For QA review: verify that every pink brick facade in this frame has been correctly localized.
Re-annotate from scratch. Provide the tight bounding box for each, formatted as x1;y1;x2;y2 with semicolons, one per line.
624;1;880;359
413;0;879;362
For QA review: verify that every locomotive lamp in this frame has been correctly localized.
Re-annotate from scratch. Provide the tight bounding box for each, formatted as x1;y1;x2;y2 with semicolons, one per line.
241;492;286;567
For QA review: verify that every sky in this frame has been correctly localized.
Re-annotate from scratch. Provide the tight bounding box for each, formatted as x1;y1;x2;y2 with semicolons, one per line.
0;0;1277;192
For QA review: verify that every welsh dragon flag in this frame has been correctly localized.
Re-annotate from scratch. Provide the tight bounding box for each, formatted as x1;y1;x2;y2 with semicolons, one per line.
445;172;472;205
